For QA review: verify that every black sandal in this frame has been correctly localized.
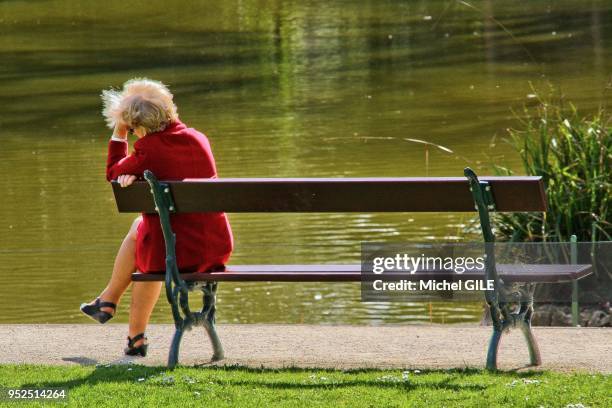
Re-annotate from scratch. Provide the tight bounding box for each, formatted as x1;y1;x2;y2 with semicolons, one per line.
125;333;148;357
79;298;116;324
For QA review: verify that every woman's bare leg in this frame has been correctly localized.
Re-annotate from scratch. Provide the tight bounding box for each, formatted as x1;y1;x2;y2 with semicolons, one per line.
87;216;142;314
128;281;162;345
87;215;162;347
84;215;161;348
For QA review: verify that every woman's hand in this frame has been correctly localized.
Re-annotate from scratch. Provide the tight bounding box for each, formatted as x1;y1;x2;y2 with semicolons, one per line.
117;174;137;187
113;123;130;140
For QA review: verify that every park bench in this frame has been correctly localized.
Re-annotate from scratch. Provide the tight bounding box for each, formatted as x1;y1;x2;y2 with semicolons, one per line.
112;168;592;370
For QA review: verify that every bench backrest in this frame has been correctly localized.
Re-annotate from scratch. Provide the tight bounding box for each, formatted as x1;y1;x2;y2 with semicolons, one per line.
112;176;546;213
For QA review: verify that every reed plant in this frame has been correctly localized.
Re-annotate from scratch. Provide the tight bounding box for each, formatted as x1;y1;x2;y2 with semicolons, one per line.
492;91;611;300
494;94;611;244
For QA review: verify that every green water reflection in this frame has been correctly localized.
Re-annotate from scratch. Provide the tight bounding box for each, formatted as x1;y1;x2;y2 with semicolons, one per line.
0;0;610;324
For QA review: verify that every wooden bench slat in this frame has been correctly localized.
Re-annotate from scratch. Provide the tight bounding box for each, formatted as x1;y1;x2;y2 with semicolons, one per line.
132;264;591;283
113;176;546;213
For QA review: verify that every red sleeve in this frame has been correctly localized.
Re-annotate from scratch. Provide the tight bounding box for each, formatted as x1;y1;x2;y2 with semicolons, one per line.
106;140;149;181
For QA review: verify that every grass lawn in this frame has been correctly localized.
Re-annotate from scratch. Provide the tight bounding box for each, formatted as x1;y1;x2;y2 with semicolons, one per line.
0;365;609;407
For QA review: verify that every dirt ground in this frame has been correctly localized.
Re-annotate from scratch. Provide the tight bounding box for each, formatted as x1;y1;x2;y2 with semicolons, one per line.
0;324;609;373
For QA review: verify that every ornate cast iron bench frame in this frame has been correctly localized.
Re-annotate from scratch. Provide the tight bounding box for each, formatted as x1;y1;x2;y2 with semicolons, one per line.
112;168;592;370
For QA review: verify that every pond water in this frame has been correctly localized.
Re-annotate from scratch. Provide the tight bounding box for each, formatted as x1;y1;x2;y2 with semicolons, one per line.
0;0;610;324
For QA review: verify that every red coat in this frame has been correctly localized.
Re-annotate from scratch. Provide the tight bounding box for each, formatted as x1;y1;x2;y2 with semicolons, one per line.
106;120;233;273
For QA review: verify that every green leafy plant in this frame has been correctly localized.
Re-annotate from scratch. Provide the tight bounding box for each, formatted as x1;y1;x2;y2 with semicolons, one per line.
492;90;611;299
494;93;611;244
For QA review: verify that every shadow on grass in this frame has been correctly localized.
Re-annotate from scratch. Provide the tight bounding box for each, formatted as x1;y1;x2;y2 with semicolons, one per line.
200;364;546;377
17;364;546;395
228;378;486;392
19;365;168;393
62;357;99;366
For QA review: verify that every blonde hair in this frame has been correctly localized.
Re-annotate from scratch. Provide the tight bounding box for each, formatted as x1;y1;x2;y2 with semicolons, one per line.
101;78;178;134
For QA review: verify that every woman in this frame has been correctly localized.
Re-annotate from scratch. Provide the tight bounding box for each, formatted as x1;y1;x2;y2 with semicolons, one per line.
81;78;233;357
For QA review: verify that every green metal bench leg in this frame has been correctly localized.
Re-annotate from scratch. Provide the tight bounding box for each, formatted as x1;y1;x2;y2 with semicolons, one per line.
202;282;224;361
486;318;541;370
145;170;194;369
466;167;545;370
520;306;541;366
203;323;224;361
146;170;226;366
486;328;503;371
519;322;541;366
168;326;185;368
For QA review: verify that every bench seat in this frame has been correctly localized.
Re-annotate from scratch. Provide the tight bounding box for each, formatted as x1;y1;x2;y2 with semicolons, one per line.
132;264;592;283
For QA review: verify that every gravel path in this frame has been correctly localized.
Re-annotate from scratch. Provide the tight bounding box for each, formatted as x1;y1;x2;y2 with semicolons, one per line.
0;324;609;373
